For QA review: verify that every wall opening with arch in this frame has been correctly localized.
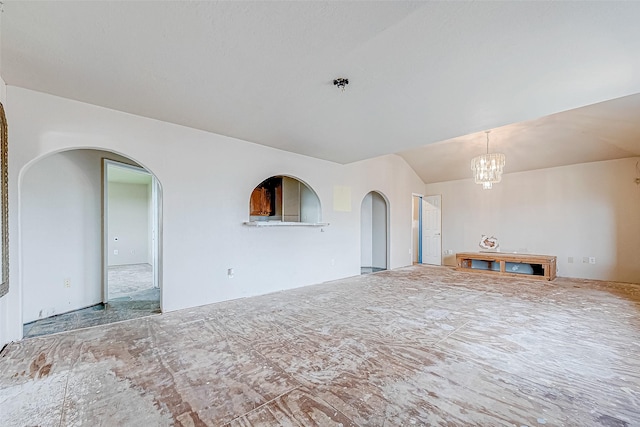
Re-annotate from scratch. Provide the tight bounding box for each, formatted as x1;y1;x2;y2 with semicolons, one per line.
20;148;162;336
249;175;321;223
360;191;389;274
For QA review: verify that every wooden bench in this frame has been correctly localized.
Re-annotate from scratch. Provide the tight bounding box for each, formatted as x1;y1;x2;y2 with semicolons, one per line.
456;252;557;281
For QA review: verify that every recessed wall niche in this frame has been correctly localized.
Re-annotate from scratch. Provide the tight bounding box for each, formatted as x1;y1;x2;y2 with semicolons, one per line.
248;176;322;225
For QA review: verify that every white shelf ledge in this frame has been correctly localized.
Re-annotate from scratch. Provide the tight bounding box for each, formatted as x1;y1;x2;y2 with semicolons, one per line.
243;221;329;227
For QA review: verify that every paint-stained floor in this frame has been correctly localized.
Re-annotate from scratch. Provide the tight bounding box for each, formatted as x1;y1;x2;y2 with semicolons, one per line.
2;265;639;426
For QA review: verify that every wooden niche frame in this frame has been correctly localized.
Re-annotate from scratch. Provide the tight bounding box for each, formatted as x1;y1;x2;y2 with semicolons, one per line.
0;102;8;298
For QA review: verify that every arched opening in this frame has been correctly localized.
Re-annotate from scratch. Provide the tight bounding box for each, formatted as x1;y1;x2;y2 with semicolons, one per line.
249;175;321;223
20;149;162;338
360;191;389;274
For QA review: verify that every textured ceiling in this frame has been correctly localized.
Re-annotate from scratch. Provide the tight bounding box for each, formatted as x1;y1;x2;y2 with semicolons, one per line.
3;1;640;180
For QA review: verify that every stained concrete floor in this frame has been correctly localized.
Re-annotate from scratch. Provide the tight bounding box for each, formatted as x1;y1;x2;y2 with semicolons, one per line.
23;264;160;339
107;263;155;300
2;265;640;426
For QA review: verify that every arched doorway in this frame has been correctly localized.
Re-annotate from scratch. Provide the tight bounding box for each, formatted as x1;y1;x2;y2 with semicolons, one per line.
20;149;162;338
360;191;389;274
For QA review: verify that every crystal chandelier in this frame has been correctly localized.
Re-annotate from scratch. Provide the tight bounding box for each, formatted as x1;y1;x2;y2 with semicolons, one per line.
471;131;505;190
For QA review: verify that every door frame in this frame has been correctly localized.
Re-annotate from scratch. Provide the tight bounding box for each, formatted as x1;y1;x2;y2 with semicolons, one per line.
102;159;161;304
412;193;424;264
422;194;442;266
412;193;442;265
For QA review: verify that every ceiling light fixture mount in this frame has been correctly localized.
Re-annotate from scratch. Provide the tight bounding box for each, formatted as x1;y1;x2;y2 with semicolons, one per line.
471;130;506;190
333;78;349;92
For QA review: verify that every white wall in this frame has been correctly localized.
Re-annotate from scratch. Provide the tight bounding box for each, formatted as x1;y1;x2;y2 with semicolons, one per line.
425;157;640;283
300;184;320;224
2;86;425;345
282;176;300;222
108;182;150;266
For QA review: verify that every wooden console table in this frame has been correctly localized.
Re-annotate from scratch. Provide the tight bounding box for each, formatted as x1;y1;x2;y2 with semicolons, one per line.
456;252;557;281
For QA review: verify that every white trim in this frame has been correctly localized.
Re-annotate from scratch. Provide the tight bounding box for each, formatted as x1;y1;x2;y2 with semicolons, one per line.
103;159;160;304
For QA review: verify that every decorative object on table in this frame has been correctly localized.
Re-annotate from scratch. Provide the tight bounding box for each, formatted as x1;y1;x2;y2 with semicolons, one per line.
479;235;499;250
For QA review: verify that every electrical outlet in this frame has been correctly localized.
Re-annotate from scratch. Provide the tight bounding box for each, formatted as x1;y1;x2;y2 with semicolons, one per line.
589;257;596;264
567;256;573;264
64;278;71;288
583;257;589;264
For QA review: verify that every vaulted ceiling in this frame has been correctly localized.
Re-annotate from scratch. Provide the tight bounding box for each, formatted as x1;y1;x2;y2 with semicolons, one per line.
3;1;640;183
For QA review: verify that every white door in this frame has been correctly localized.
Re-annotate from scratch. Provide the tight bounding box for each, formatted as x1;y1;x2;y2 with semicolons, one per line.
422;195;442;265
